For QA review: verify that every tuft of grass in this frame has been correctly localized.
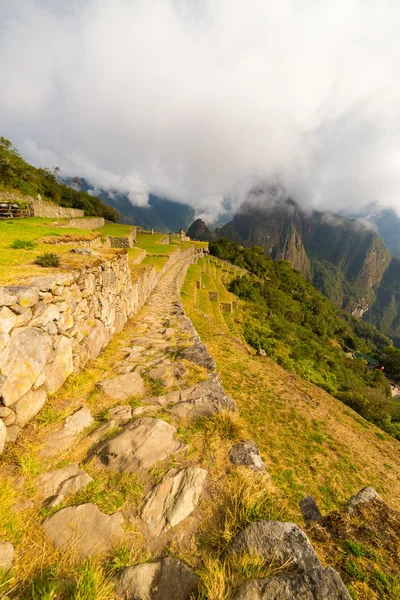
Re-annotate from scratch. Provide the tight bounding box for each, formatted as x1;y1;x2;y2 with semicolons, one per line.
17;451;44;477
73;561;114;600
343;540;374;559
342;558;367;582
106;546;132;573
197;551;286;600
35;252;60;267
209;471;279;551
0;479;23;544
72;470;144;514
202;411;247;442
9;238;37;249
375;432;385;440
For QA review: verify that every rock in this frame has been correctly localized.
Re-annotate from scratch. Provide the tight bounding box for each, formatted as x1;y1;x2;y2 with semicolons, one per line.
42;336;74;395
147;365;175;387
30;304;60;327
0;541;14;570
0;332;9;353
108;405;133;424
0;306;17;334
227;521;321;573
232;567;352;599
300;496;322;522
344;487;380;515
96;417;187;473
0;327;52;406
115;557;198;600
99;372;145;400
256;348;267;356
84;319;109;359
14;308;33;327
149;374;237;418
114;312;126;333
64;406;93;434
0;419;6;454
141;467;207;537
38;464;93;505
5;425;20;443
41;407;93;457
71;248;99;255
228;440;266;472
180;341;216;371
42;503;123;558
6;285;39;307
14;388;47;426
0;288;18;306
85;420;117;444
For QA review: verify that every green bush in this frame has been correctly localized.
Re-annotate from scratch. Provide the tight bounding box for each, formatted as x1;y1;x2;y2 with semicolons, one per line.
35;252;60;267
9;238;36;250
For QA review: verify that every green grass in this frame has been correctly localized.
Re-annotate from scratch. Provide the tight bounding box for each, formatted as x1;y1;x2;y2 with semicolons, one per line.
0;218;103;284
95;223;134;237
142;255;169;272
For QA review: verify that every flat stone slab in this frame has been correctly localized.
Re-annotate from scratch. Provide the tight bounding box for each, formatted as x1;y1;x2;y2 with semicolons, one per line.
232;567;352;599
38;464;93;506
95;417;187;473
115;557;198;600
146;374;237;418
228;440;266;472
141;467;207;537
42;503;123;558
40;407;93;458
98;372;145;400
299;496;322;522
227;521;321;573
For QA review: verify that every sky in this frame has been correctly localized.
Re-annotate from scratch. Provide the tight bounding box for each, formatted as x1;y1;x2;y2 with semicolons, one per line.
1;0;400;219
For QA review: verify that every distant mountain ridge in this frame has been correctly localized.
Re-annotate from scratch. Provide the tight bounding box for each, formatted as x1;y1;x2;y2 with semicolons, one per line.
341;204;400;259
66;178;196;233
188;193;400;345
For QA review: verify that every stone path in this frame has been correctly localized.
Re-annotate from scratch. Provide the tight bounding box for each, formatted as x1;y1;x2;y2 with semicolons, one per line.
2;251;353;599
38;252;236;558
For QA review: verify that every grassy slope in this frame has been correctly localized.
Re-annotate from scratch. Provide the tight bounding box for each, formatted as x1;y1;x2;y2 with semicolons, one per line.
181;256;400;599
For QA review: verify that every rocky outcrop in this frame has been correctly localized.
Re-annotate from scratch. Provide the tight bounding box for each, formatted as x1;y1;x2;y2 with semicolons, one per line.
115;557;198;600
227;521;322;572
232;568;351;599
228;521;351;599
42;503;124;557
147;374;237;418
343;486;380;515
141;467;207;536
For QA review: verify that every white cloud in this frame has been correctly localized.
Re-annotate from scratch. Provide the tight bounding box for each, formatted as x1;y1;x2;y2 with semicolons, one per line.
1;0;400;217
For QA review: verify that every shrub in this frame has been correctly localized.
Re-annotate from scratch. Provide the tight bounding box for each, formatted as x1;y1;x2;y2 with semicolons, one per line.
9;238;36;250
35;252;60;267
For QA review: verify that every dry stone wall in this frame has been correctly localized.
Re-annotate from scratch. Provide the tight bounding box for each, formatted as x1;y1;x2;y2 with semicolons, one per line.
0;193;85;219
0;246;195;446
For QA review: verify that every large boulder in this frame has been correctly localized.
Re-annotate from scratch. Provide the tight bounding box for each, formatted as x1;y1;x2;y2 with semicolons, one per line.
141;467;207;536
99;372;145;400
148;374;237;418
0;541;14;570
96;418;187;473
38;464;93;506
13;388;47;427
232;568;352;599
227;521;321;573
0;327;52;406
228;440;266;472
42;503;123;558
115;557;198;600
